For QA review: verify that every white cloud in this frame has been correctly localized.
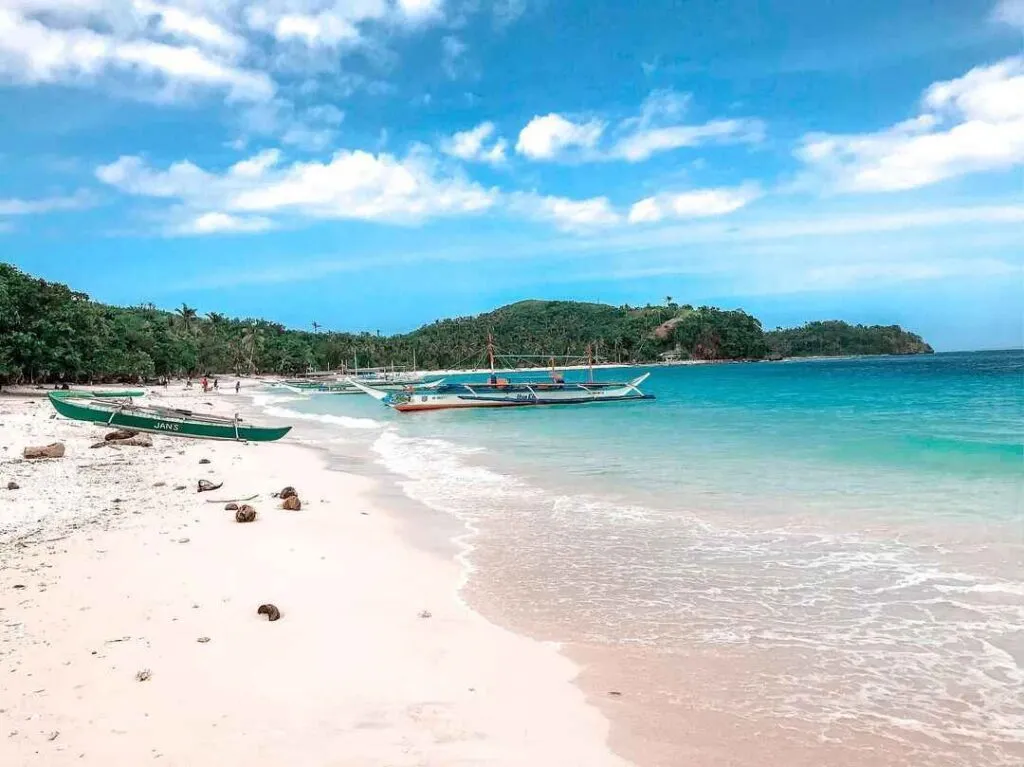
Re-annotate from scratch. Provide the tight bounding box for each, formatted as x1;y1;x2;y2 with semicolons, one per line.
0;191;94;216
628;185;761;223
516;114;605;160
272;13;362;48
441;122;507;164
96;147;498;233
229;149;282;178
796;56;1024;192
993;0;1024;28
176;211;275;235
0;1;455;105
134;1;247;56
777;258;1019;294
577;204;1024;259
234;99;346;152
397;0;444;24
613;119;764;162
512;193;621;231
516;90;763;162
0;6;273;102
610;89;764;161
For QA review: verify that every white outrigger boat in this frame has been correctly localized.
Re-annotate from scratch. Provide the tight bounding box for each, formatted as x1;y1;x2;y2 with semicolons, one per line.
274;375;445;396
349;337;654;413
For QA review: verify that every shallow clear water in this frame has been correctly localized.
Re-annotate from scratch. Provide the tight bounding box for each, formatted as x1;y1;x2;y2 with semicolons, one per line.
260;351;1024;766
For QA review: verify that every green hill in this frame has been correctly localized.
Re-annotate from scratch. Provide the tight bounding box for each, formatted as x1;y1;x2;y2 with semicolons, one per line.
765;321;934;357
0;263;932;382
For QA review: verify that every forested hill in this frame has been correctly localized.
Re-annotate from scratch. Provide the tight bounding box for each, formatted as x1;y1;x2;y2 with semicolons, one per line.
765;321;933;358
0;264;931;382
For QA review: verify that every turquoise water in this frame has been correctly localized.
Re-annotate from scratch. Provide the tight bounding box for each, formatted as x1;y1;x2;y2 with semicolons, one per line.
258;350;1023;766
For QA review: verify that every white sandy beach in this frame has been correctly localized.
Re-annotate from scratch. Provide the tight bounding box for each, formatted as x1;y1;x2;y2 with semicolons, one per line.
0;385;630;766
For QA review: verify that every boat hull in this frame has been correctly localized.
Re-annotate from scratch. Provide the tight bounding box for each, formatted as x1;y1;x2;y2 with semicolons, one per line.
385;376;654;412
48;394;291;442
393;394;654;412
58;389;147;399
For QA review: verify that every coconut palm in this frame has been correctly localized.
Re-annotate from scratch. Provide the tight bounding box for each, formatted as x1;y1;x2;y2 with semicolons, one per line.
177;303;197;333
241;323;265;373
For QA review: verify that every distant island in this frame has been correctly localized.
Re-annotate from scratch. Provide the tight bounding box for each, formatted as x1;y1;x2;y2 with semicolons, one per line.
0;264;932;382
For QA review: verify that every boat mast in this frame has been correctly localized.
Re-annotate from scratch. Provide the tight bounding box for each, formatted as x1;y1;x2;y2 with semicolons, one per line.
487;333;496;373
587;343;594;383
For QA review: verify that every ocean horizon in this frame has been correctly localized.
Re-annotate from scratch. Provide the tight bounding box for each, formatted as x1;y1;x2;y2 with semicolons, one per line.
256;349;1023;766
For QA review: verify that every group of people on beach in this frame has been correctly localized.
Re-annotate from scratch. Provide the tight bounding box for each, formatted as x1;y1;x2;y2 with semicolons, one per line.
185;377;241;394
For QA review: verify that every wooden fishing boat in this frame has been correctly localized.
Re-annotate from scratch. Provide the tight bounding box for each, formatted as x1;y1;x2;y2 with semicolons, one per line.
56;389;147;399
277;377;446;396
48;393;291;442
350;374;653;412
349;336;654;413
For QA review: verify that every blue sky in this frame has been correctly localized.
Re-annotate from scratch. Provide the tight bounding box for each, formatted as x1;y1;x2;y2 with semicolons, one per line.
1;0;1022;351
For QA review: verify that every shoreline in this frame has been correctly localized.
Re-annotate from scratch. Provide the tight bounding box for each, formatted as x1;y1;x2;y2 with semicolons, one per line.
0;385;630;766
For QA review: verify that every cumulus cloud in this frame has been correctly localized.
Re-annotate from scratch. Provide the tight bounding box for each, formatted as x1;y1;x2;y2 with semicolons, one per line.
510;193;621;231
0;4;273;102
0;1;456;104
795;56;1024;192
516;90;762;162
516;114;605;160
135;1;247;55
441;122;507;164
628;185;761;224
96;147;497;234
396;0;445;24
175;211;275;235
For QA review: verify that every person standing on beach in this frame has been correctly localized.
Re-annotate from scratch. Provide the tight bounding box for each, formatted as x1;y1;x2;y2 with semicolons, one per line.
235;381;241;394
214;378;218;390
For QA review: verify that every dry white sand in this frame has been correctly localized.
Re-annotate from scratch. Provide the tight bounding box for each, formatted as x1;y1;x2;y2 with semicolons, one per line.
0;385;630;766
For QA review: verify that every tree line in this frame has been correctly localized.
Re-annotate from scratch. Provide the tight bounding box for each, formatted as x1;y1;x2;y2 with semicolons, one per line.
0;264;931;383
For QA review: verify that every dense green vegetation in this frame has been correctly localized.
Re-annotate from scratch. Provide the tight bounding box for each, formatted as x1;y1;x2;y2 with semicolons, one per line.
765;321;933;357
0;264;931;382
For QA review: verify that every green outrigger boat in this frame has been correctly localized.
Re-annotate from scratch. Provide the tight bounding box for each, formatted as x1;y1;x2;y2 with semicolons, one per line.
48;393;291;442
58;389;147;399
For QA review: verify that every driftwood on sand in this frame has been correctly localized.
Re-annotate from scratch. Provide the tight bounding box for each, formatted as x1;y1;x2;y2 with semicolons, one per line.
105;429;139;441
23;442;65;459
205;494;258;504
90;435;153;449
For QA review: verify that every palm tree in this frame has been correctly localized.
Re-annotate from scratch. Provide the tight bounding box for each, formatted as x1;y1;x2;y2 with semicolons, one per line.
312;321;321;334
665;295;674;306
241;323;264;374
207;312;225;325
177;303;197;333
